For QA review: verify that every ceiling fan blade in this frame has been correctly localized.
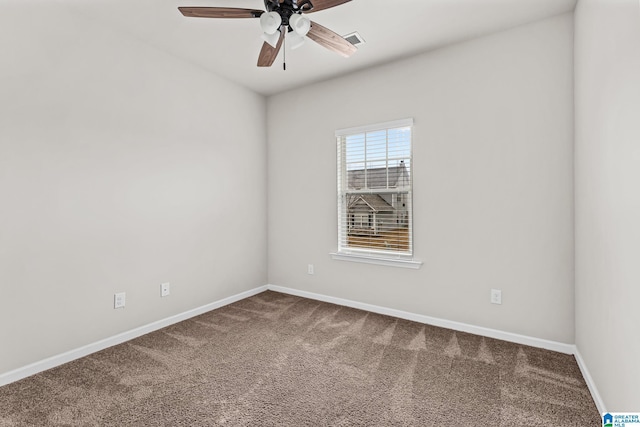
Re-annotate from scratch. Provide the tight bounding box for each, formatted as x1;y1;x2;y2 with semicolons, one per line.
178;7;264;19
257;31;285;67
307;21;357;58
303;0;352;13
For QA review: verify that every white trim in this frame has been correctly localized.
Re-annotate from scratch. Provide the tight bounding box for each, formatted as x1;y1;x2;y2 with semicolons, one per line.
330;252;422;269
574;347;606;414
266;284;575;354
335;118;414;137
0;285;268;387
1;282;604;415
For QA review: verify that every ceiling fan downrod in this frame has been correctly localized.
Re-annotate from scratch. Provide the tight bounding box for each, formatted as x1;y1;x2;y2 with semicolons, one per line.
264;0;314;22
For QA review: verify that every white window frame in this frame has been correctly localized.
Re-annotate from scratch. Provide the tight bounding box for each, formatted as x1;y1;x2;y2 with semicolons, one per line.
330;118;422;269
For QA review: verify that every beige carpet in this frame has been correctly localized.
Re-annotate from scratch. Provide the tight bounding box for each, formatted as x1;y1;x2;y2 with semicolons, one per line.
0;291;600;426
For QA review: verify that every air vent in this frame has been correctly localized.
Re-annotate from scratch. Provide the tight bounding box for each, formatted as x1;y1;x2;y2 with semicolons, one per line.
343;31;365;47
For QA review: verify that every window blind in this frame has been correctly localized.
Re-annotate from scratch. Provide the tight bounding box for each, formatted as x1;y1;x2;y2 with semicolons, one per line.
336;119;413;258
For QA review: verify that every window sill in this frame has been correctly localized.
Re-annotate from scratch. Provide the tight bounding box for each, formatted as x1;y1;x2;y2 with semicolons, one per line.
330;252;423;269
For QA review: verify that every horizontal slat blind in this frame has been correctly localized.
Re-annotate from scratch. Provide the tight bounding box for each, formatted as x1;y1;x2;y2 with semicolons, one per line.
337;119;413;258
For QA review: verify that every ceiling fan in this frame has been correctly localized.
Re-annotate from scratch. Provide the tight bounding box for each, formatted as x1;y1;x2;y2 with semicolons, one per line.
178;0;357;68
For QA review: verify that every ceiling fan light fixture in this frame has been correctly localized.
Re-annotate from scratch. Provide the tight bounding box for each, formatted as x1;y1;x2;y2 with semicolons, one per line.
289;13;311;36
288;31;305;50
261;30;281;48
178;2;358;68
260;11;282;34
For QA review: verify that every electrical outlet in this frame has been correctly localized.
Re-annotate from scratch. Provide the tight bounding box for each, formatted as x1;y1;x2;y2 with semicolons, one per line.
308;264;314;275
490;289;502;305
161;282;170;297
114;292;126;309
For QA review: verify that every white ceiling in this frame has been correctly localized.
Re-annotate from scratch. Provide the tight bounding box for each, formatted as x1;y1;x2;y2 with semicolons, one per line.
65;0;577;96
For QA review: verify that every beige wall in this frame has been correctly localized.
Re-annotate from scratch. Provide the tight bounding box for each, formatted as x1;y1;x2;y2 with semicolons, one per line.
3;0;638;409
0;4;267;375
574;0;640;410
267;14;575;343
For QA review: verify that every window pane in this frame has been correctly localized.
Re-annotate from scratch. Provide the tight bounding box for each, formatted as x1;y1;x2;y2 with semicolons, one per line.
338;121;413;256
345;134;364;163
345;192;410;252
347;167;364;190
388;127;411;159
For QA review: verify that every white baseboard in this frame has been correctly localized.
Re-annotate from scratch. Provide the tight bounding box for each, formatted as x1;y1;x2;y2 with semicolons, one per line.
265;285;610;413
1;282;604;416
267;284;576;355
574;348;606;414
0;285;268;387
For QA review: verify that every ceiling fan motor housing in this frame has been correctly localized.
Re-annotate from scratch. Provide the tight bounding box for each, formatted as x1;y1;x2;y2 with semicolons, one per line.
264;0;313;27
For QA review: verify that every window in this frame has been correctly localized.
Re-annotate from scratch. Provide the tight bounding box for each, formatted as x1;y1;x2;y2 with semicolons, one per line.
332;119;421;268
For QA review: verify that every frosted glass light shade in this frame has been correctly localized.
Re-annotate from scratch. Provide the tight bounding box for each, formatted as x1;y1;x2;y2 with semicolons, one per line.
288;31;305;50
260;11;282;34
262;30;281;48
289;13;311;36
